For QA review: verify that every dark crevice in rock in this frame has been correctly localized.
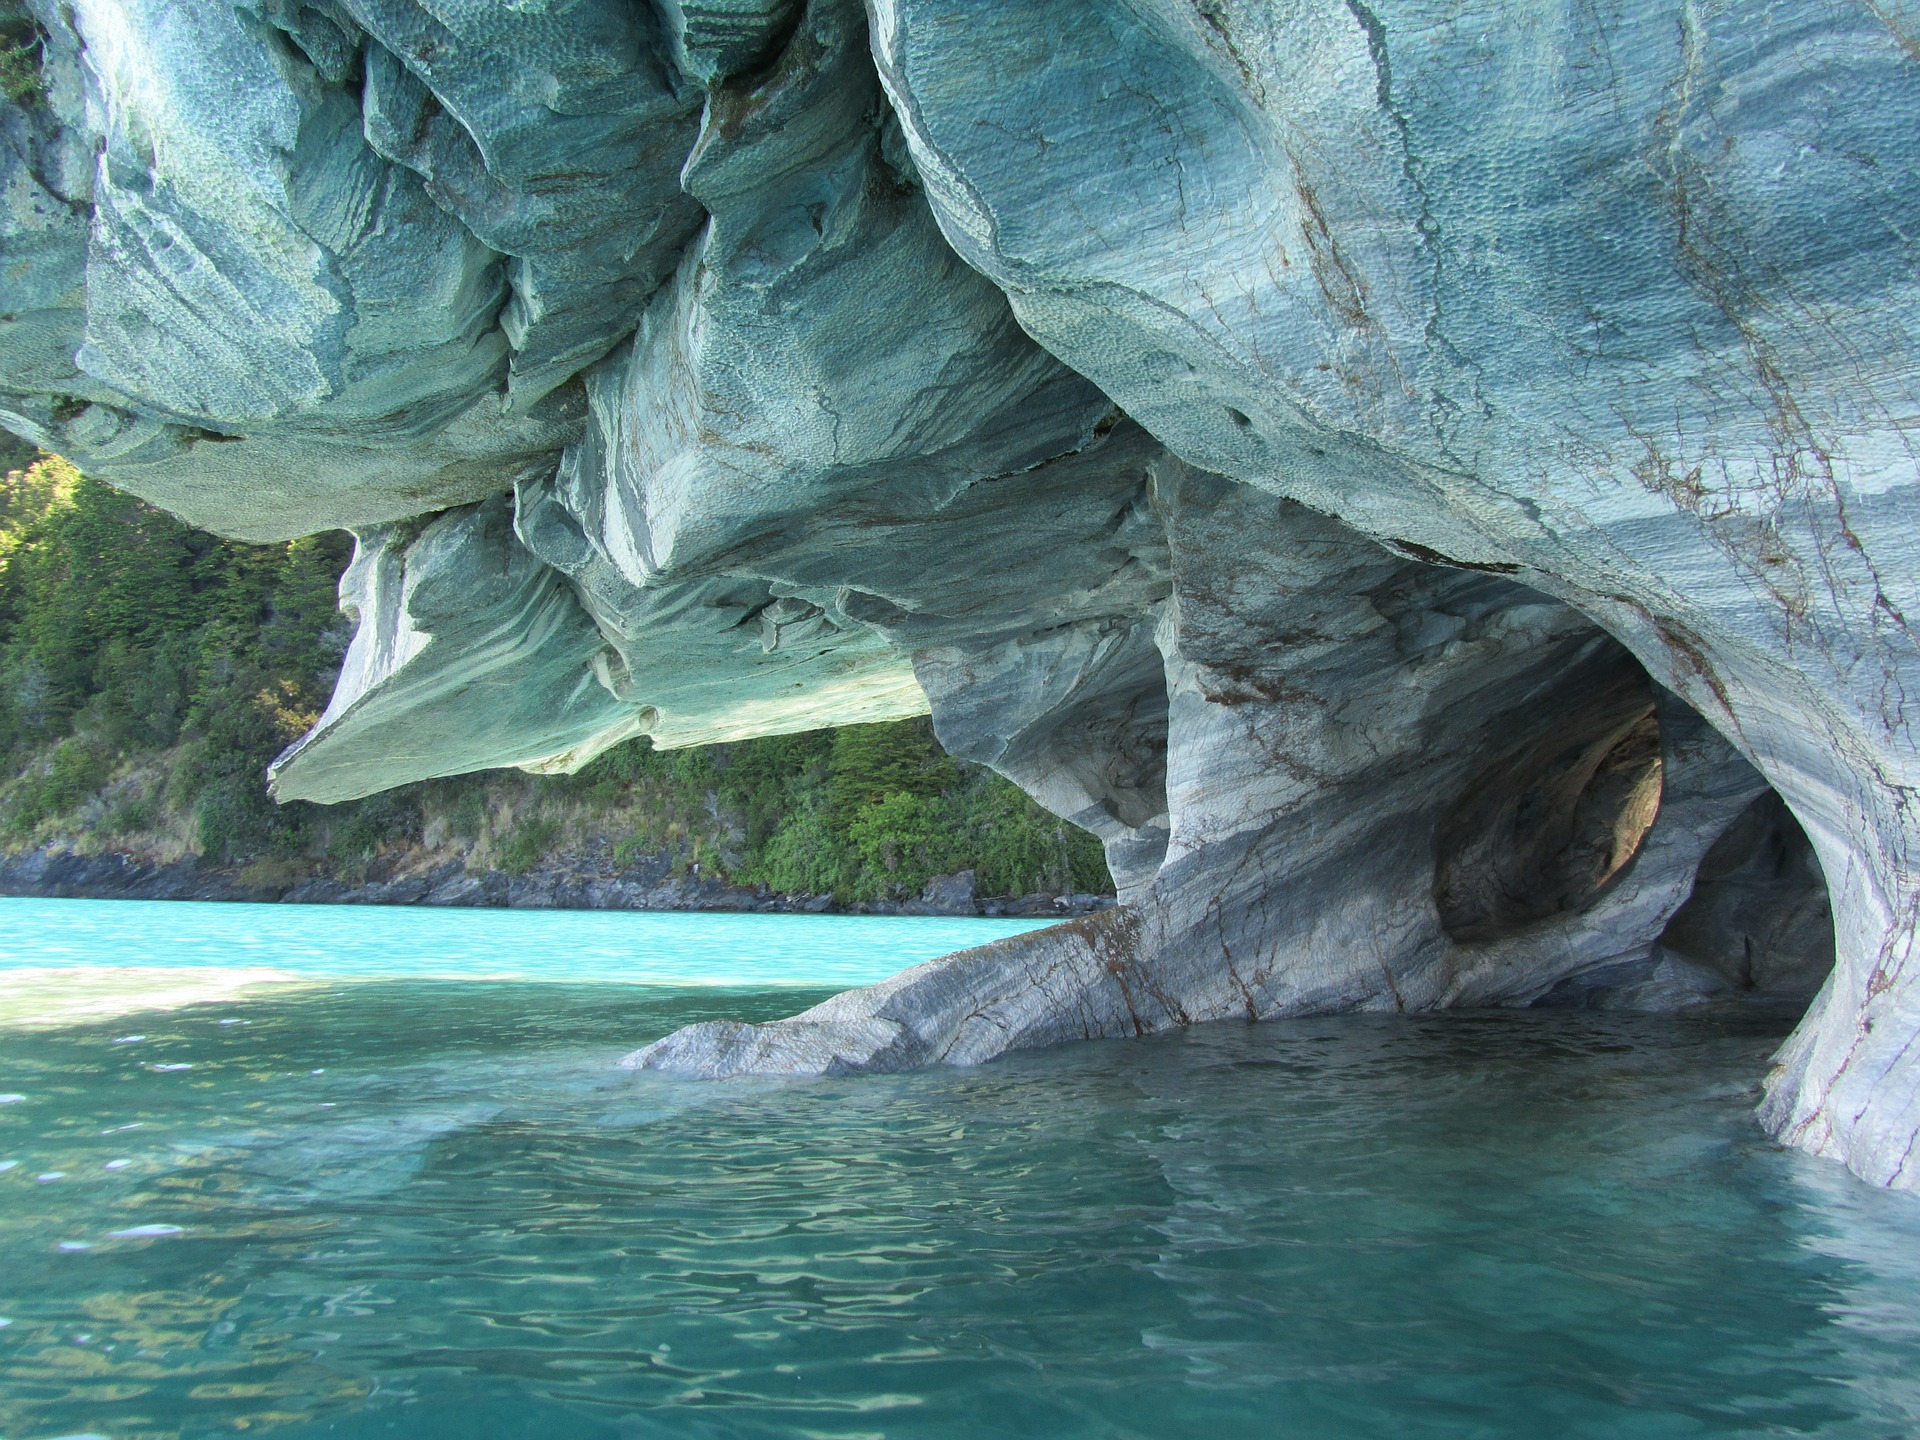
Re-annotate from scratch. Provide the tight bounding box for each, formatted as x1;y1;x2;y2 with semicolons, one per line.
1435;658;1662;944
1656;791;1836;1000
1380;537;1522;575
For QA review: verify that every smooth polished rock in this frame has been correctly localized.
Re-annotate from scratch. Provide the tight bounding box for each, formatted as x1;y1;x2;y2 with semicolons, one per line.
344;0;706;409
275;0;1161;784
870;0;1920;1186
0;0;589;538
629;464;1772;1075
269;496;647;802
577;0;1103;586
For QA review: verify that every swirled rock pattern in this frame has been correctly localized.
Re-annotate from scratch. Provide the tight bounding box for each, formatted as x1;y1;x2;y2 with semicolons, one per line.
0;0;1914;1186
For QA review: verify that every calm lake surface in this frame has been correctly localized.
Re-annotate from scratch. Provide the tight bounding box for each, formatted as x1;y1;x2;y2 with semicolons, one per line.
1;900;1918;1439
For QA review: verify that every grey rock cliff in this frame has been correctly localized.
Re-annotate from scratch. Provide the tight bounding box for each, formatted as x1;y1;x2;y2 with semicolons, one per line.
2;0;1916;1187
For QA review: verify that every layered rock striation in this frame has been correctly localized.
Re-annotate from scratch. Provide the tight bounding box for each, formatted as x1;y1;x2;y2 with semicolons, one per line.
0;0;1913;1185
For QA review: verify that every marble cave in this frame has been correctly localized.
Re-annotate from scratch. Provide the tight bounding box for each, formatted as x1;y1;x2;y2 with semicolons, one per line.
1;0;1916;1189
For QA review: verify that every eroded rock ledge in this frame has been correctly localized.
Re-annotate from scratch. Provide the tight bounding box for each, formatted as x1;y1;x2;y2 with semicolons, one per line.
627;467;1828;1075
0;0;1913;1185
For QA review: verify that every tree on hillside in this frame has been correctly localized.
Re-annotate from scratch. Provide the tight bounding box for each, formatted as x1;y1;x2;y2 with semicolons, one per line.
826;719;956;825
20;475;205;706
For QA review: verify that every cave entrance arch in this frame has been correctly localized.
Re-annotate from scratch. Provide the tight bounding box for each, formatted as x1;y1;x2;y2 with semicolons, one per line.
1427;633;1835;1013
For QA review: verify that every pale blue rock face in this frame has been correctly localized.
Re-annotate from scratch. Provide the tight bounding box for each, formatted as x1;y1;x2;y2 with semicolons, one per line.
345;0;707;408
0;0;1915;1187
865;0;1920;1186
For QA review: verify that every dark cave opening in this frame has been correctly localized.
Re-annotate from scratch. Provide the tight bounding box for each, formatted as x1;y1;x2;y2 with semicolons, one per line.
1428;634;1835;1009
1653;791;1836;1002
1433;649;1664;945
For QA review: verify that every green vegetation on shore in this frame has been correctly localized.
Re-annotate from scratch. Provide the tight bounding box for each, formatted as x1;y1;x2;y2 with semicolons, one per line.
0;0;45;108
0;449;1111;902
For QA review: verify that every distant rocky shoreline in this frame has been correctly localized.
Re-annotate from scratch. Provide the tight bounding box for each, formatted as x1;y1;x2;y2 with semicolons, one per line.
0;845;1114;920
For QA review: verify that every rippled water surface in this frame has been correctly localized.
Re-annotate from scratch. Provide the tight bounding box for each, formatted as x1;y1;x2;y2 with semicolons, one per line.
2;902;1919;1439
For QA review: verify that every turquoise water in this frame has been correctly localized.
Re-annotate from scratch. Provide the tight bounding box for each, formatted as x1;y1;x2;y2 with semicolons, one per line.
0;896;1053;987
1;903;1919;1438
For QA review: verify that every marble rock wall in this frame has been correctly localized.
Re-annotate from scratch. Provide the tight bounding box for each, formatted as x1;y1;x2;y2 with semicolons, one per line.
1;0;1916;1186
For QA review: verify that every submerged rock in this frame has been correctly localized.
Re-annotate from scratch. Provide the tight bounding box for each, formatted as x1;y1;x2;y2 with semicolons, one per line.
3;0;1918;1187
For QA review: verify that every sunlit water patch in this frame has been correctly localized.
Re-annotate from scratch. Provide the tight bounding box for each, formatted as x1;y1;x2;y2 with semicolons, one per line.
0;898;1052;1030
1;903;1918;1438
